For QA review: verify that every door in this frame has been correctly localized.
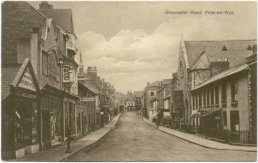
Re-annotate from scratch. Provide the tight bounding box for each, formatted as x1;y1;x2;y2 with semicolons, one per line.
42;110;50;148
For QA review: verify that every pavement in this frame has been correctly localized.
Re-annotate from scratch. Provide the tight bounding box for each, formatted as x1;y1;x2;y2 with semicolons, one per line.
67;112;257;162
11;113;122;161
141;115;257;152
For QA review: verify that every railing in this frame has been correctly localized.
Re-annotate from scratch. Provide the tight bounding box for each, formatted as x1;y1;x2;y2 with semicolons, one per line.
231;101;238;107
202;128;256;144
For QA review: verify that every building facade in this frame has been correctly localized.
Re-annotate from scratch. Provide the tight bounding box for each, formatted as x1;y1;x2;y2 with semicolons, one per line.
2;1;80;158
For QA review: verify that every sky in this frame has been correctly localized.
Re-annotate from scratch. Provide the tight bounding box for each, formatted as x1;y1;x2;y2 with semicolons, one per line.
30;1;257;93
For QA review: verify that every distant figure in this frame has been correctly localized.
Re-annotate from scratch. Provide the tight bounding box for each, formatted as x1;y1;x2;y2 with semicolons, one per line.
156;110;161;128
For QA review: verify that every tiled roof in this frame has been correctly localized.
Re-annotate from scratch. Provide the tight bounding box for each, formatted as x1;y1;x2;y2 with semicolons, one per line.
161;79;172;85
39;9;74;33
185;40;256;67
2;66;20;100
134;91;143;97
78;81;97;96
83;83;101;94
148;81;160;87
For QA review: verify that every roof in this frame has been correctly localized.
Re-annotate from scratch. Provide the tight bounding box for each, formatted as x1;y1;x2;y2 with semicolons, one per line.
134;91;143;97
146;81;160;89
193;63;249;91
184;40;256;68
78;81;97;96
161;79;172;85
83;83;100;94
39;9;74;34
2;59;40;100
2;66;20;100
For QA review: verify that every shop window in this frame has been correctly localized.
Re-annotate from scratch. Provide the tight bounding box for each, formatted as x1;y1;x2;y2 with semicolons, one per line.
77;113;81;133
203;91;206;108
231;81;238;107
222;84;227;107
215;87;219;107
199;92;202;108
230;111;239;132
223;111;227;130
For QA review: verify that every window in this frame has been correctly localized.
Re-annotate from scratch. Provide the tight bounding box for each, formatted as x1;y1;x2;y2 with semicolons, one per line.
150;91;155;97
63;67;70;81
223;111;227;130
215;87;219;106
48;52;56;78
222;84;227;107
211;89;214;107
231;81;238;103
42;52;48;76
230;111;239;132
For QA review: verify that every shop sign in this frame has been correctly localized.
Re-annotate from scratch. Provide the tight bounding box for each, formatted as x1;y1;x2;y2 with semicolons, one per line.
214;116;221;120
21;92;37;99
16;91;37;99
18;67;36;91
81;97;94;101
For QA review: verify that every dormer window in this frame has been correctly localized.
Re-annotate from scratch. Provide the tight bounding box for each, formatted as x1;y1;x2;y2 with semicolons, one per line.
247;45;252;50
222;45;228;51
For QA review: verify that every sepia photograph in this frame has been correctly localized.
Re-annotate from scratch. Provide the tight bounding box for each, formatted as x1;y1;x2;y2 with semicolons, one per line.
1;0;257;161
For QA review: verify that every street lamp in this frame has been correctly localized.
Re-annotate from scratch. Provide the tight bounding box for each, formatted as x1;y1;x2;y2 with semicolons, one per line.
63;79;72;153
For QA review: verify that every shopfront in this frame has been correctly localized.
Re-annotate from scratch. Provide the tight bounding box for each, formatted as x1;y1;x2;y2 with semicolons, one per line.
41;94;63;149
2;59;40;159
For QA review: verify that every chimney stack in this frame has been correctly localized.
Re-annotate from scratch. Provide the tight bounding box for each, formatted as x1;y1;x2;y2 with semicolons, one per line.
39;1;54;10
86;66;97;80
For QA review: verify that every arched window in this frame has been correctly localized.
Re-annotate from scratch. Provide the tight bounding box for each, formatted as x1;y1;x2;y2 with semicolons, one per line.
42;51;48;76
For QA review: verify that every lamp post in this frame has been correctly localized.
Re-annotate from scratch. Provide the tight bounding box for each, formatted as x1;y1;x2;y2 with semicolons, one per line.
66;108;72;153
64;82;72;153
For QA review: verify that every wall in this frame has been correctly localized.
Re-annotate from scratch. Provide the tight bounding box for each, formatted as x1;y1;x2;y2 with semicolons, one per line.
2;2;46;65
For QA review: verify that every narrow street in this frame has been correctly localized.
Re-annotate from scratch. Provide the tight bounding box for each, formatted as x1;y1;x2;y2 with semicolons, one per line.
68;112;256;162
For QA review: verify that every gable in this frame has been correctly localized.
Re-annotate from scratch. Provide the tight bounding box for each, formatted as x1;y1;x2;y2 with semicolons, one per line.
18;66;37;91
191;52;210;70
12;58;39;92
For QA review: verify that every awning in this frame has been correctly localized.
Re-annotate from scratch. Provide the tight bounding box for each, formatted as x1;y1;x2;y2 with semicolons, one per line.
163;112;172;118
200;108;222;118
191;113;201;118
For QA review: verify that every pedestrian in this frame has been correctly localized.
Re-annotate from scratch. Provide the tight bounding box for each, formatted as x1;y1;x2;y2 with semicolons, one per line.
156;111;160;128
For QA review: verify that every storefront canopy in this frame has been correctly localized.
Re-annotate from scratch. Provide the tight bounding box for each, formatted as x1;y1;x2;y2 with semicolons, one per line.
200;108;222;118
163;112;172;119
